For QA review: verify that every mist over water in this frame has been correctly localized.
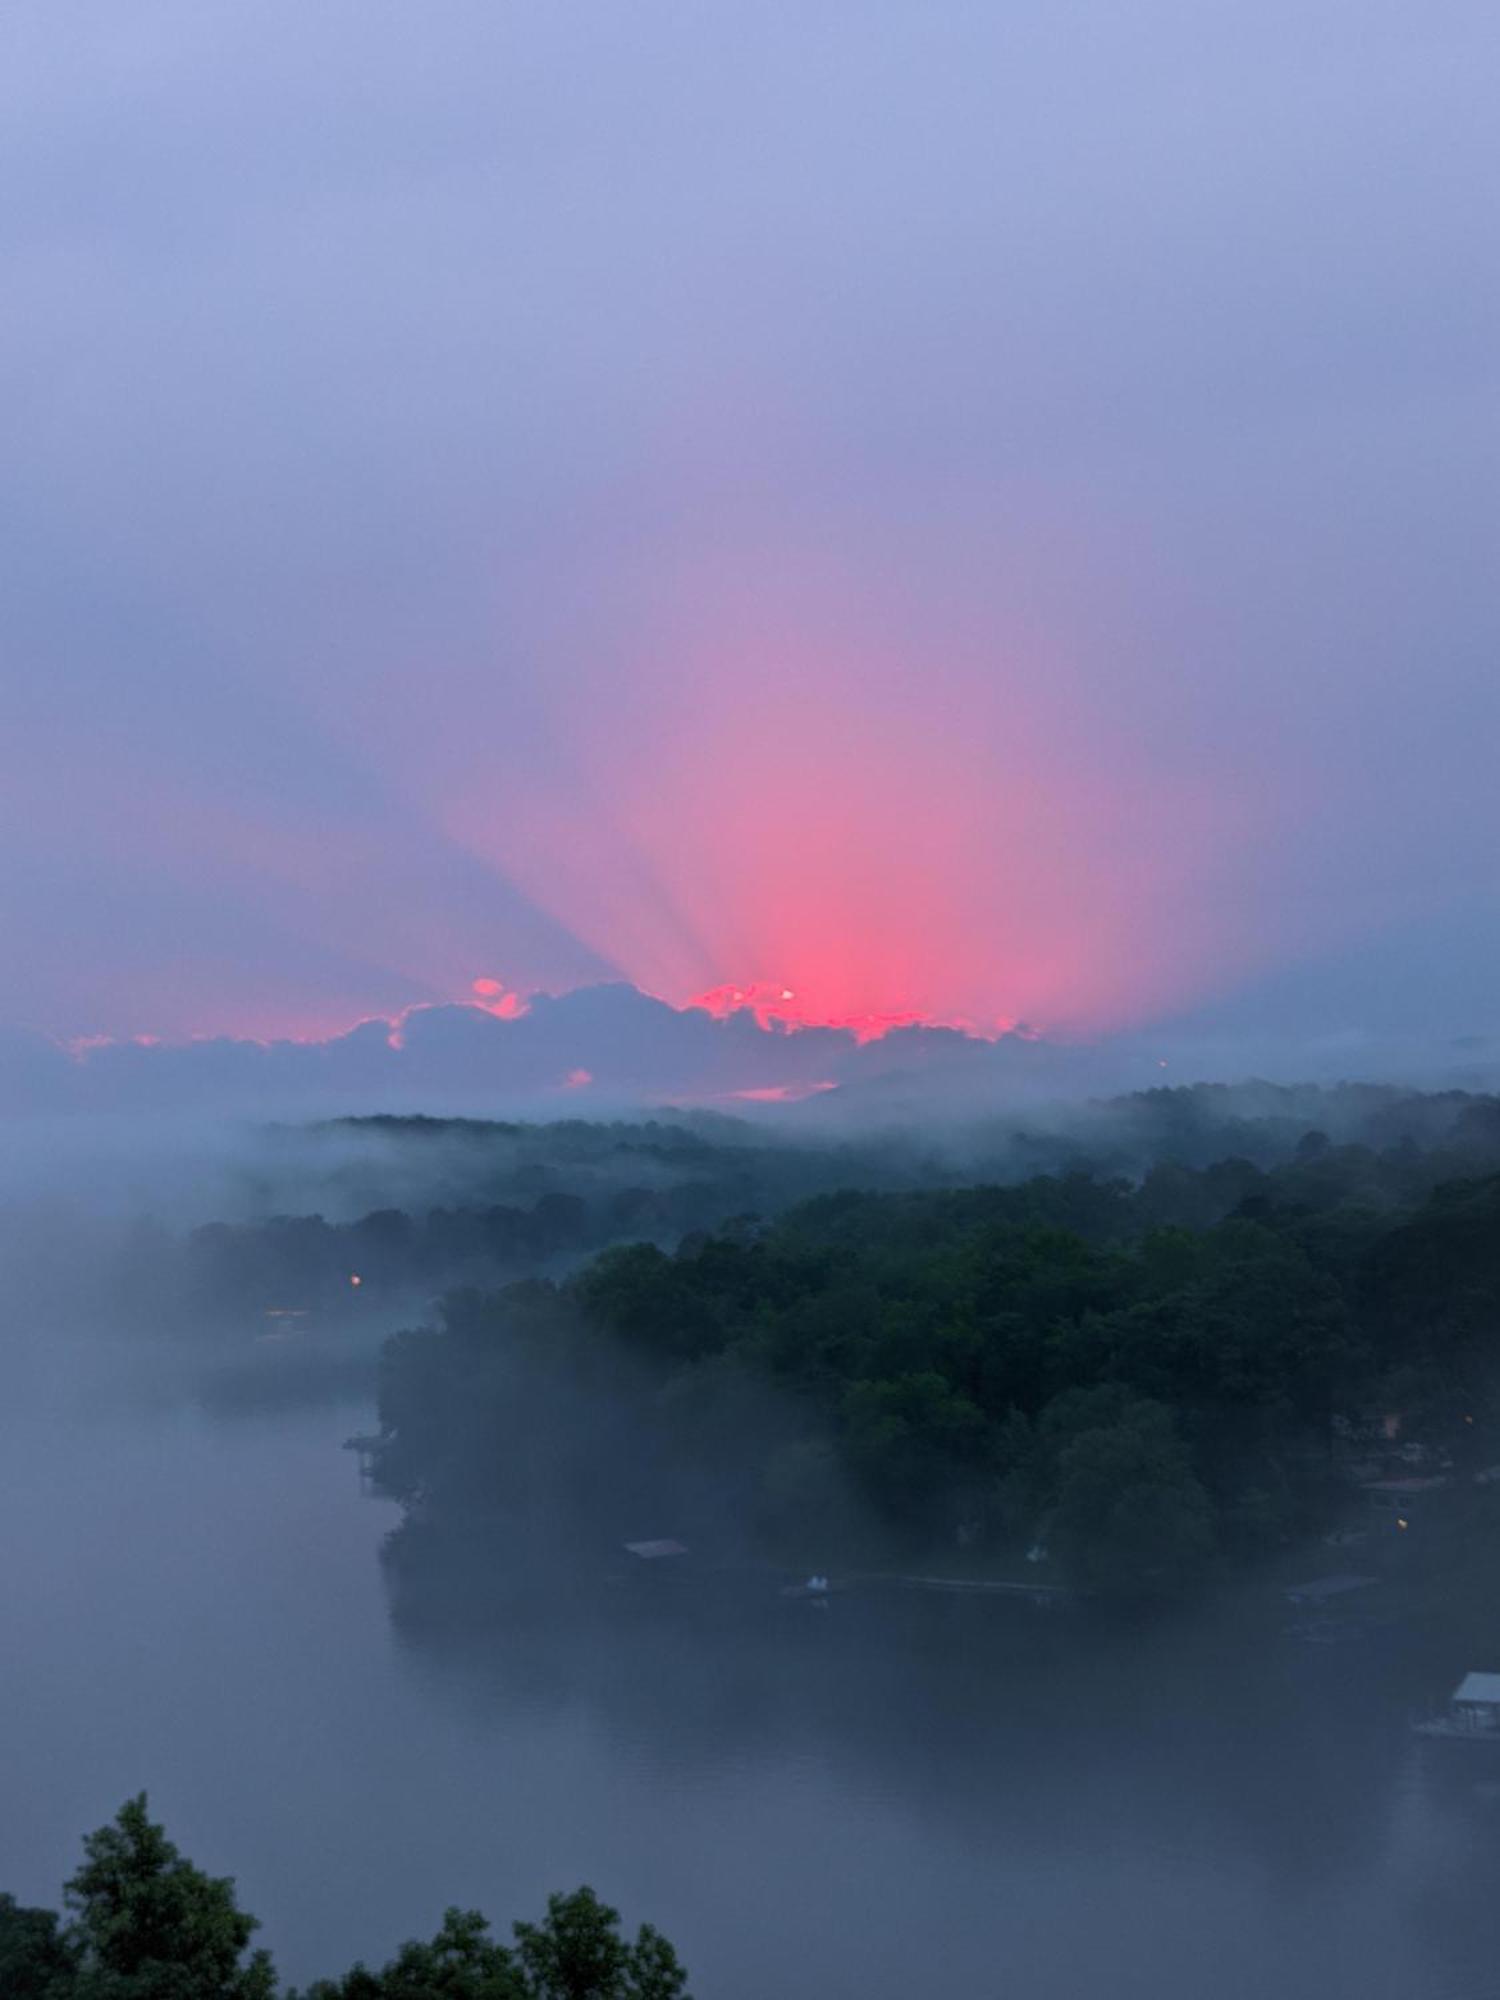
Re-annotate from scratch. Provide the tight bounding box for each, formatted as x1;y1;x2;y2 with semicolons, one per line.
4;6;1497;1994
3;1310;1496;1999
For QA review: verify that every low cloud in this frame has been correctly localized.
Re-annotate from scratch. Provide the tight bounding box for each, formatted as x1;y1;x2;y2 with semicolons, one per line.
4;983;1496;1125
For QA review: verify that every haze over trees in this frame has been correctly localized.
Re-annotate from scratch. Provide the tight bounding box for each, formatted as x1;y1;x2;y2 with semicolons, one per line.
363;1095;1500;1601
5;1086;1500;1997
12;1083;1500;1339
5;1084;1500;1602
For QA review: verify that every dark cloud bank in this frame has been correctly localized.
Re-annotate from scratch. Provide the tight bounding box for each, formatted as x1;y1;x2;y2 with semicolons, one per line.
4;983;1497;1124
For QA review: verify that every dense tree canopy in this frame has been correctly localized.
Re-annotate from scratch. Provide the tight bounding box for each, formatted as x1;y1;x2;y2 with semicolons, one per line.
294;1889;687;2000
4;1804;690;2000
63;1794;276;2000
13;1084;1500;1344
0;1892;79;2000
371;1140;1500;1598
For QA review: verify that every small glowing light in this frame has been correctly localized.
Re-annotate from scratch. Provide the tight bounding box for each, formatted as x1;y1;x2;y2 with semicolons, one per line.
781;989;795;1000
1396;1517;1409;1530
1465;1414;1475;1424
349;1273;362;1288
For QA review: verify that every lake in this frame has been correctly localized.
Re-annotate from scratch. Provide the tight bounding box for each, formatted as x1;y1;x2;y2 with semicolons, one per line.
2;1333;1497;1998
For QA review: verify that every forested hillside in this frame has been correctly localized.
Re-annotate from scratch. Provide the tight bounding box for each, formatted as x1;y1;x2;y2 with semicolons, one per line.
372;1130;1500;1601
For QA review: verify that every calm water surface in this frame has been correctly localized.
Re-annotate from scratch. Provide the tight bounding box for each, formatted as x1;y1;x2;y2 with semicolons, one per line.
2;1337;1497;1998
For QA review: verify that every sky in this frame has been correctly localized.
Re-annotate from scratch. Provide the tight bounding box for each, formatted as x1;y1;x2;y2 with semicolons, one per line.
2;2;1497;1066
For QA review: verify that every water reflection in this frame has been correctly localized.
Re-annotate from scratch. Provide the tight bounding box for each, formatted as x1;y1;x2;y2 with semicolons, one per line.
2;1348;1498;1997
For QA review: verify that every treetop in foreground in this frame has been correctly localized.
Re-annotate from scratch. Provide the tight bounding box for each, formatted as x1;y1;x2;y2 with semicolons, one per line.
0;1798;689;2000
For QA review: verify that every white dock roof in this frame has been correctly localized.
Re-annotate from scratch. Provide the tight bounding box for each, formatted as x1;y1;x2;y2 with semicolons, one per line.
1453;1672;1500;1706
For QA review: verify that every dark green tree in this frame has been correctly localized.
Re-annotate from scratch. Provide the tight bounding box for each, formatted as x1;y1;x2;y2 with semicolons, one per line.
292;1891;690;2000
1047;1397;1215;1597
8;1810;691;2000
0;1891;80;1998
292;1905;523;1999
512;1888;689;2000
841;1370;988;1529
63;1794;276;1999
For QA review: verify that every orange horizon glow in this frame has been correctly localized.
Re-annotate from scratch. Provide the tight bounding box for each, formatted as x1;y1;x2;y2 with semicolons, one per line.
686;981;1008;1043
55;984;1029;1058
